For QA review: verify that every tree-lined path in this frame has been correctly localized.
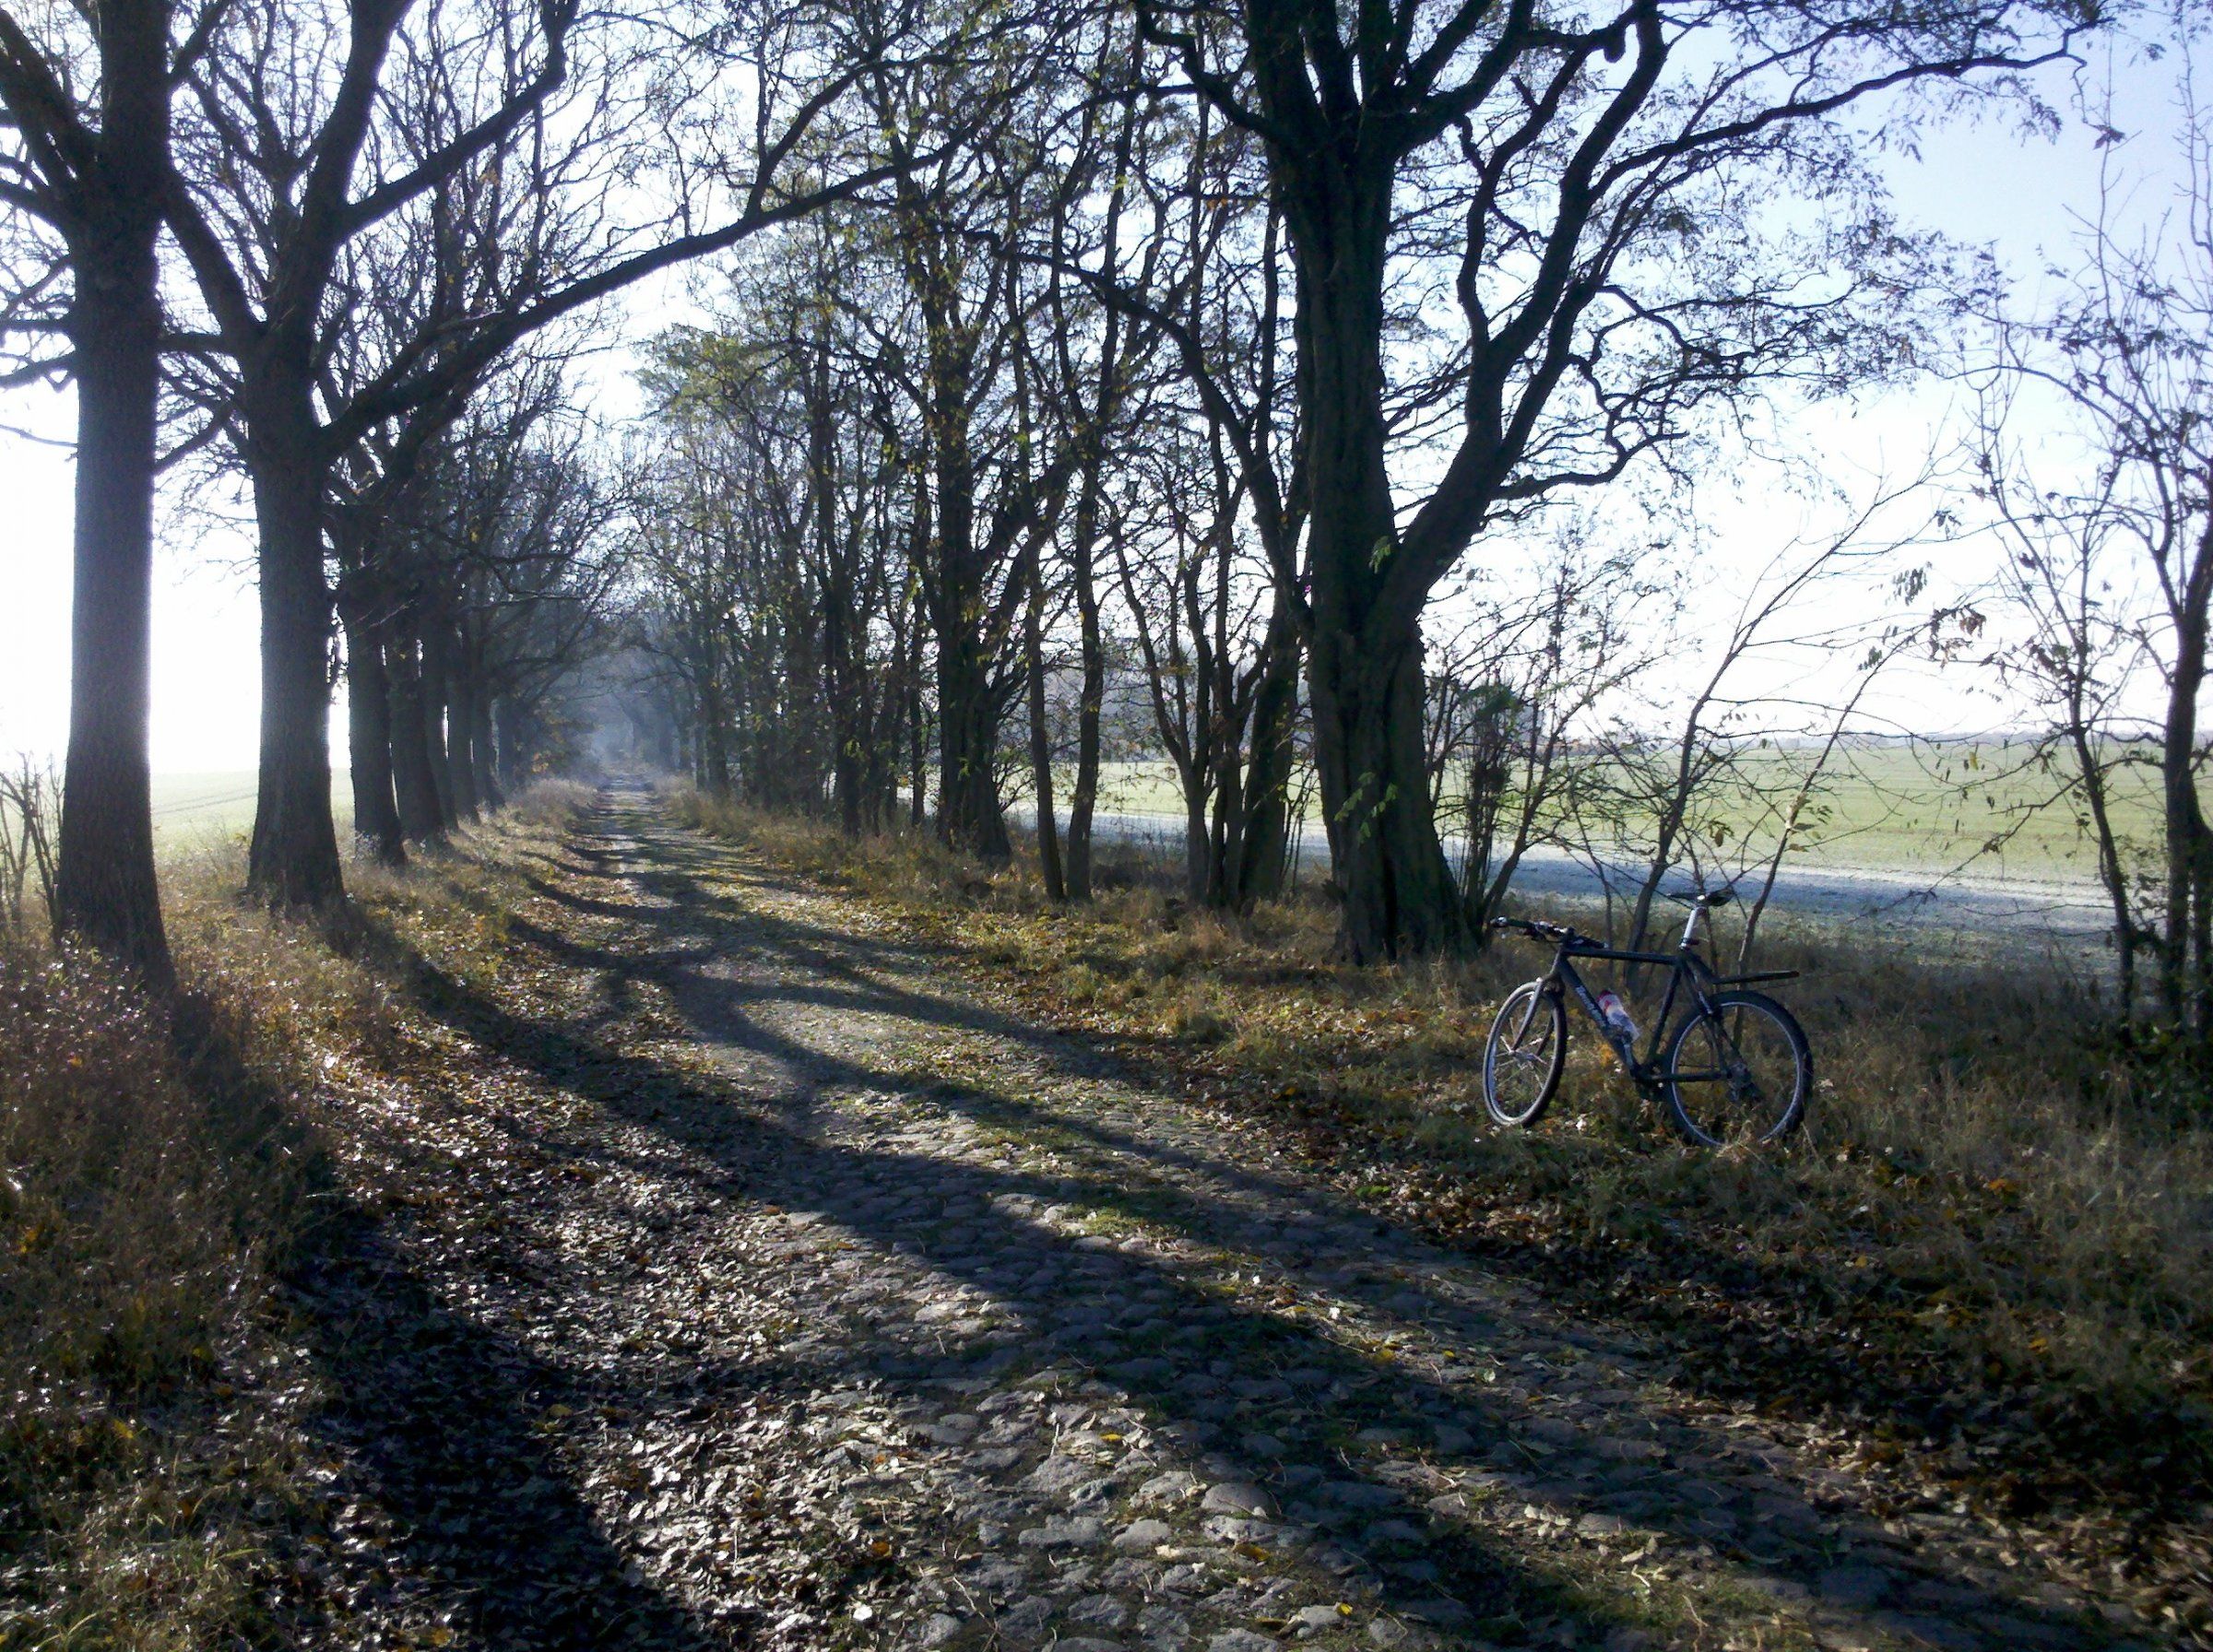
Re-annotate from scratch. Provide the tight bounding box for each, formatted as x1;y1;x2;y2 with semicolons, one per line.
307;787;2147;1650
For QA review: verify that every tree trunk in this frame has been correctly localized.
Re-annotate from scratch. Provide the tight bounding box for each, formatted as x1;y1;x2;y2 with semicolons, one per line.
1024;543;1066;901
2162;530;2213;1034
697;665;732;797
51;0;172;982
1064;462;1106;899
834;690;865;836
1237;594;1302;905
493;698;527;794
826;585;864;835
341;608;406;866
1307;619;1462;961
908;665;929;830
420;623;458;830
906;531;930;832
475;690;504;811
386;630;444;842
1185;783;1211;907
53;210;171;978
928;436;1012;861
244;420;346;908
446;624;480;823
1290;197;1463;960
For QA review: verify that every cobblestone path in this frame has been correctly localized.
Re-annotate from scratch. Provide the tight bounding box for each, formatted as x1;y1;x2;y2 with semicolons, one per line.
337;790;2155;1652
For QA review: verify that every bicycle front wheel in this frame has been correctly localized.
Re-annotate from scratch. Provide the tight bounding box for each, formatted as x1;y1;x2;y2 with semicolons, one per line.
1660;990;1810;1147
1483;982;1566;1127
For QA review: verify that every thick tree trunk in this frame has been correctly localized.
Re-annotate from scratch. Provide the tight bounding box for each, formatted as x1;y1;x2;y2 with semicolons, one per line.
1184;784;1210;907
1308;620;1462;960
936;637;1011;860
244;420;346;908
52;1;172;982
928;435;1012;860
341;608;405;866
1237;598;1302;905
1292;199;1463;961
53;211;170;978
386;630;444;843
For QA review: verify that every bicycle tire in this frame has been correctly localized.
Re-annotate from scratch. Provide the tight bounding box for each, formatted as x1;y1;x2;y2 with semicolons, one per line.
1483;981;1567;1127
1660;989;1810;1147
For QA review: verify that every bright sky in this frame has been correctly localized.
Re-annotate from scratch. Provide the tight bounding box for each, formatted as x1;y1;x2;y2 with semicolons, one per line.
0;40;2192;773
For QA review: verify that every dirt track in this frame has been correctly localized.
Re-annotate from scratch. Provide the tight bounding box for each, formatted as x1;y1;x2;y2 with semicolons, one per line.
286;789;2163;1650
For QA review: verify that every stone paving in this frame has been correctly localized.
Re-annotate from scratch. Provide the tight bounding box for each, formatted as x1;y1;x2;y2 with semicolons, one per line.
337;792;2158;1651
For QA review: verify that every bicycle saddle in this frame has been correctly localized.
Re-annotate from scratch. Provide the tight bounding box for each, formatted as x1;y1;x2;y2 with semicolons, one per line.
1665;888;1734;907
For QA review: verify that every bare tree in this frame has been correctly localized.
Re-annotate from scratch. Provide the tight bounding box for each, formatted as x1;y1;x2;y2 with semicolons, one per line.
1976;30;2213;1029
1146;0;2091;961
1057;88;1308;905
0;755;60;942
1423;529;1663;934
860;42;1094;860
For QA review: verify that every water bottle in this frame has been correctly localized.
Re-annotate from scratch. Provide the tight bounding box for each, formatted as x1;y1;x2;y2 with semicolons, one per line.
1596;990;1638;1044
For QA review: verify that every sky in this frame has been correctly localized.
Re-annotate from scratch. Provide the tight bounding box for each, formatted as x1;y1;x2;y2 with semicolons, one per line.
0;37;2195;774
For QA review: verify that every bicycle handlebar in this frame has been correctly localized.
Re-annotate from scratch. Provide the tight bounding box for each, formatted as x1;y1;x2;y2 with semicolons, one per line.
1490;916;1578;944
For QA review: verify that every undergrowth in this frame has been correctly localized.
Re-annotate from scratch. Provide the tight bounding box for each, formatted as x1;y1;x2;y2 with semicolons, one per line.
672;788;2213;1526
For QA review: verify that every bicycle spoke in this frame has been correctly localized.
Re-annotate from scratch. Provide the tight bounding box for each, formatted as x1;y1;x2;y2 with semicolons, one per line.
1485;983;1562;1127
1666;997;1805;1146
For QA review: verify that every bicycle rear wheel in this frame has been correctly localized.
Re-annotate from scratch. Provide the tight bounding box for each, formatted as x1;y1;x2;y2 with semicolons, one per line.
1483;982;1566;1127
1660;990;1810;1147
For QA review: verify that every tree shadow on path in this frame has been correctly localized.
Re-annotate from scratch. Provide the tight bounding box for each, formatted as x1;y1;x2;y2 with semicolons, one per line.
333;796;2124;1652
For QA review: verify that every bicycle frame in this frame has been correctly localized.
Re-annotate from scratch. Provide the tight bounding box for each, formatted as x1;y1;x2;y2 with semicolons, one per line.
1525;905;1798;1089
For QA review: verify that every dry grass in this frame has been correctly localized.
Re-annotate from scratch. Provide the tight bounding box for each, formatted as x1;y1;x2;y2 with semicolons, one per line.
673;787;2213;1504
0;789;584;1649
0;928;325;1648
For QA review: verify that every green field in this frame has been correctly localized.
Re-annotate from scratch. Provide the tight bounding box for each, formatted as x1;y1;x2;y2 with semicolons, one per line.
1071;742;2169;885
152;771;354;851
142;740;2161;886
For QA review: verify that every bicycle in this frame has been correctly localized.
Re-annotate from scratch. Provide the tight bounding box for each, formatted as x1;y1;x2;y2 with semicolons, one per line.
1482;890;1812;1147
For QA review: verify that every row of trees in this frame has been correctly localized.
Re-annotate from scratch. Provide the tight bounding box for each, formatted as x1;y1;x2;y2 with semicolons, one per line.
18;0;2210;1043
0;0;978;982
616;0;2097;962
334;370;620;865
